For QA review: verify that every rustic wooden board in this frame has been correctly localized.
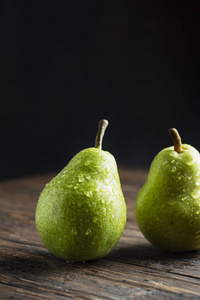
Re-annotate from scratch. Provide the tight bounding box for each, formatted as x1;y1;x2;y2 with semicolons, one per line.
1;168;200;299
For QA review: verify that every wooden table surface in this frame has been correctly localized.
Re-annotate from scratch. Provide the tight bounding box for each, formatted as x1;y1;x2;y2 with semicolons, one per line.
1;167;200;299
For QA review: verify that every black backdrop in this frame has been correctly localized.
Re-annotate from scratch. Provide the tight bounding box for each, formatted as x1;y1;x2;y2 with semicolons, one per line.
1;0;200;180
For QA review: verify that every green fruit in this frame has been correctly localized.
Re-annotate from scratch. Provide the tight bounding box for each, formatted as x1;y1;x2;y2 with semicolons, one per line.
35;119;127;262
134;128;200;252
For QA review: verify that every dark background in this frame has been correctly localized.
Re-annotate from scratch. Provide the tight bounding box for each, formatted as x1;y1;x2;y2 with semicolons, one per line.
1;0;200;180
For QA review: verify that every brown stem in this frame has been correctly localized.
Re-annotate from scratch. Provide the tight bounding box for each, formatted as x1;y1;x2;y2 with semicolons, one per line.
168;128;182;153
95;119;109;150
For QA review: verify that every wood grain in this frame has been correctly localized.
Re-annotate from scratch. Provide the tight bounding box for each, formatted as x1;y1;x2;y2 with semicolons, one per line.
1;167;200;299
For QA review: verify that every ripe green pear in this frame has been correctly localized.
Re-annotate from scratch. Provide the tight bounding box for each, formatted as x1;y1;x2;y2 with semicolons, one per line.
35;120;127;262
134;128;200;252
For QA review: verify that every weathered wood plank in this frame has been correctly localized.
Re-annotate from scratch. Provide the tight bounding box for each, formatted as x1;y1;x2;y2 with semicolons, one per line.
0;168;200;299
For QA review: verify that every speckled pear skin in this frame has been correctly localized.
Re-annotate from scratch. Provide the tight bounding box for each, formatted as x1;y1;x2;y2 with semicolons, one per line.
134;144;200;252
35;147;126;262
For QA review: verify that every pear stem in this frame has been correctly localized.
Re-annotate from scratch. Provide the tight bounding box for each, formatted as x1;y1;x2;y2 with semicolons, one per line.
95;119;109;150
168;128;182;153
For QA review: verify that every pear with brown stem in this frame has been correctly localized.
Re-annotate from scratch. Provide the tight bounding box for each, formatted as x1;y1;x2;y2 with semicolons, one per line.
135;128;200;252
36;119;127;261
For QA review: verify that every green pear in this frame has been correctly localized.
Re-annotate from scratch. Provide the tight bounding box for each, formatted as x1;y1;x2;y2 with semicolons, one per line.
35;119;127;262
134;128;200;252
